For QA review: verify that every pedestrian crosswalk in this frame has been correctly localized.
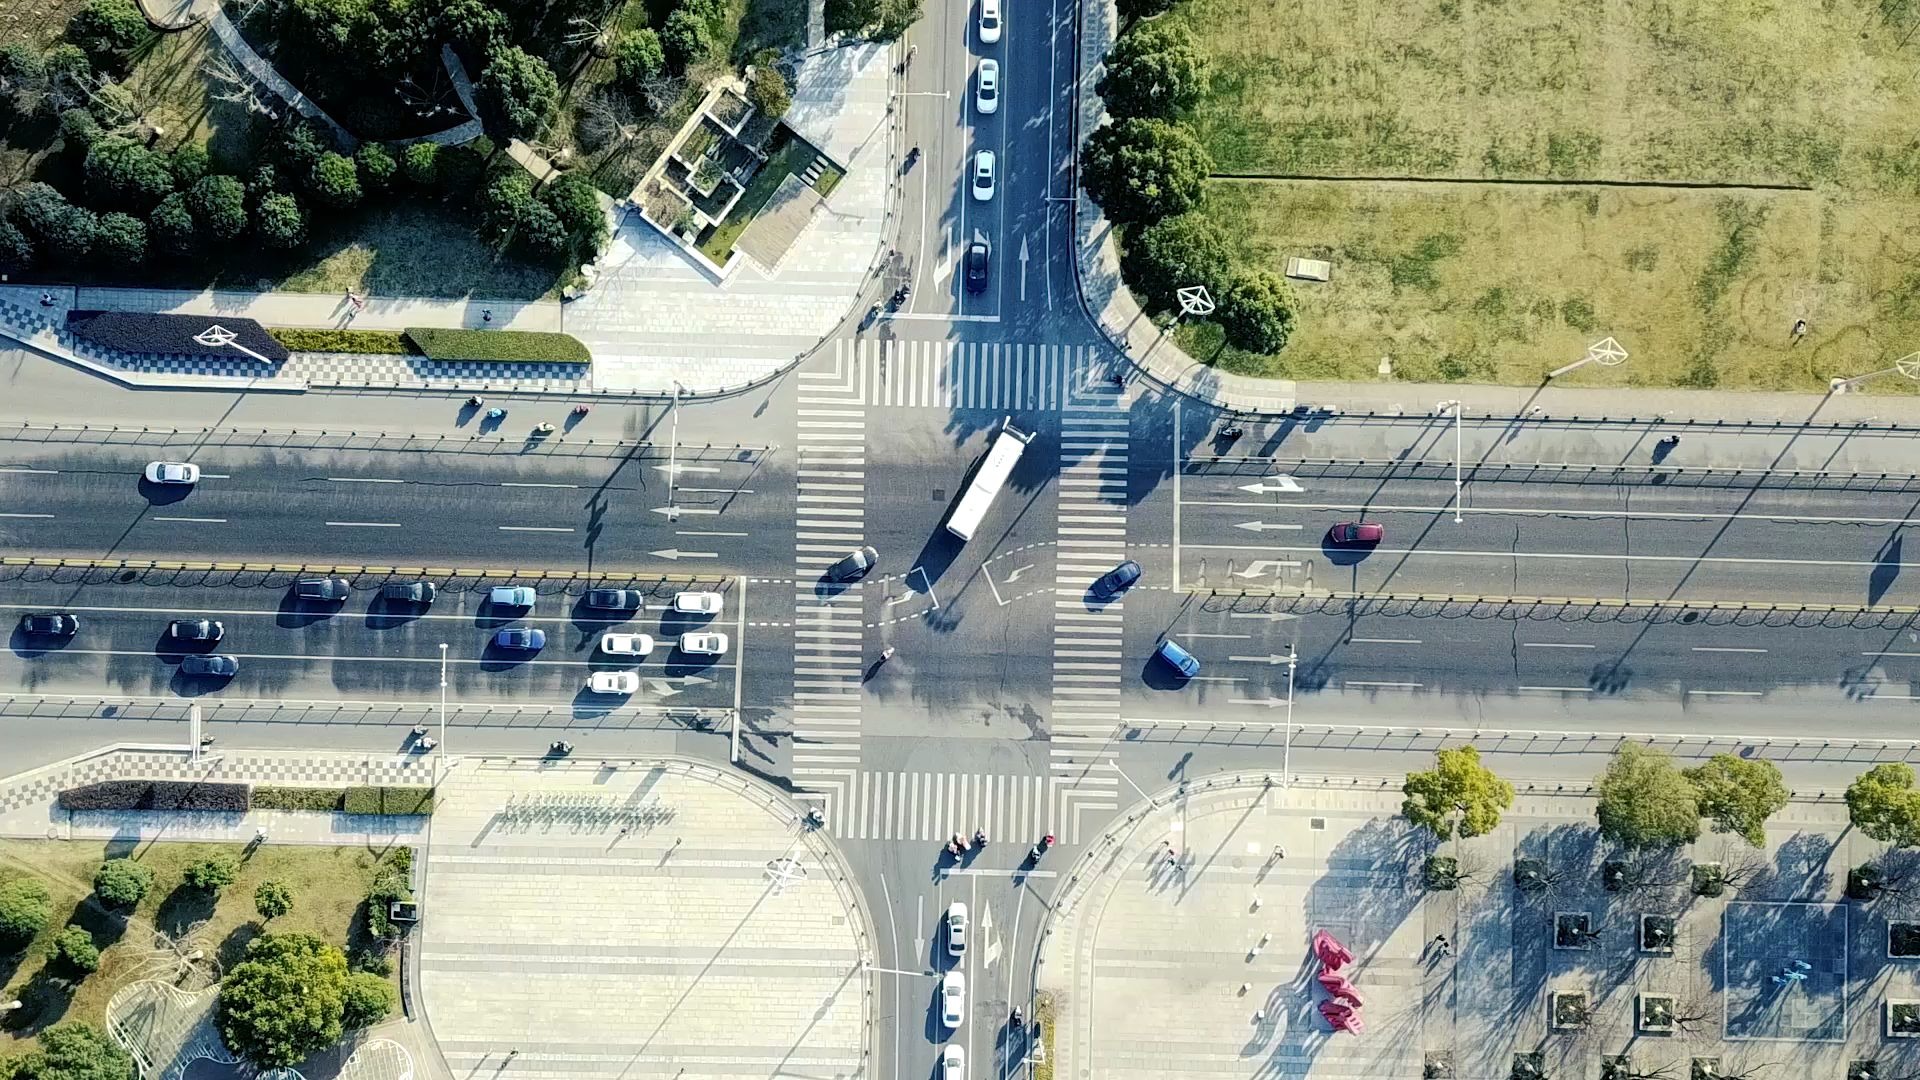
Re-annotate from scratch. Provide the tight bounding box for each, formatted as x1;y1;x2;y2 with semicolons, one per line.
834;338;1124;410
791;354;867;793
839;771;1061;842
1050;409;1130;823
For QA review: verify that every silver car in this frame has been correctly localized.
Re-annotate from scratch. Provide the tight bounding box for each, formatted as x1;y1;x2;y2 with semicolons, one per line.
975;59;999;115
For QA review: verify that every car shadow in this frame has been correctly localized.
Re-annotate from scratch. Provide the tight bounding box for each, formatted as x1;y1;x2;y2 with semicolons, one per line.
473;599;529;630
477;410;507;434
9;626;72;659
456;400;483;427
477;641;542;672
169;669;233;696
364;595;428;630
1139;655;1189;691
1320;536;1375;568
136;479;192;506
1080;585;1120;613
154;629;215;661
662;650;721;676
657;610;712;634
570;685;628;719
275;590;340;629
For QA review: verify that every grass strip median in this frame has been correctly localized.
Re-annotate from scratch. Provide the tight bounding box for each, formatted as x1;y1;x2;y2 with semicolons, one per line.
403;327;591;364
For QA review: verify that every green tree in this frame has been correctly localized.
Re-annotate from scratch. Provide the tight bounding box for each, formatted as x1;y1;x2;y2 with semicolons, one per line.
43;44;92;110
1848;763;1920;848
1215;268;1294;353
216;933;349;1069
1078;117;1211;225
0;43;48;120
513;198;567;260
477;45;558;141
1119;212;1231;311
340;971;396;1029
147;190;197;258
9;1023;134;1080
83;135;175;212
479;170;534;245
1115;0;1173;25
253;193;305;249
354;142;396;192
1401;746;1514;844
183;854;239;892
0;220;33;272
542;171;606;251
1595;743;1701;849
276;122;331;180
1098;23;1207;119
0;877;53;949
308;151;362;208
92;858;155;908
87;211;142;264
659;7;713;72
1682;755;1787;848
57;108;101;152
400;141;438;187
169;142;209;187
12;184;97;265
435;0;504;51
185;174;247;243
66;0;149;67
746;64;789;119
51;925;100;974
245;161;279;198
253;879;294;920
612;29;663;93
85;81;139;129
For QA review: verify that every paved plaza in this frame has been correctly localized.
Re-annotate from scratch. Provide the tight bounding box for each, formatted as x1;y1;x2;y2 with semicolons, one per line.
417;759;872;1080
1039;774;1920;1080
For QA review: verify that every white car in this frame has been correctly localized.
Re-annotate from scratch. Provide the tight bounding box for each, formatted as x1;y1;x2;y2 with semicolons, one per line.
673;591;724;615
599;632;654;656
975;59;999;115
679;632;730;655
144;461;200;485
947;901;968;956
586;670;640;695
972;150;996;202
940;970;966;1029
941;1044;964;1080
978;0;1001;43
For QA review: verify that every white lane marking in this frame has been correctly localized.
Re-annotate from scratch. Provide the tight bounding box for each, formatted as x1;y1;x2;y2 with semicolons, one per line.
0;513;53;518
1349;637;1420;645
326;477;405;484
1344;680;1422;689
499;526;575;533
501;482;579;489
1691;646;1767;654
1685;689;1764;697
1517;685;1595;693
1868;694;1920;701
1181;542;1915;570
1182;497;1920;528
199;474;230;479
326;521;402;528
14;645;741;673
1181;633;1253;639
679;531;748;537
1520;642;1594;650
0;600;702;625
1866;652;1920;658
0;467;57;474
152;517;226;523
676;487;754;494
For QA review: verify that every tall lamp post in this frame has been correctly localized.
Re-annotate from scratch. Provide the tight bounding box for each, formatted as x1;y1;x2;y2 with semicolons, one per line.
437;642;448;789
1831;352;1920;394
1547;336;1629;380
1437;400;1464;523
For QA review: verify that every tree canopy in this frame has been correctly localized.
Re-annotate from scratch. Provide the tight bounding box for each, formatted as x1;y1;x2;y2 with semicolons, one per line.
66;0;150;67
613;29;664;92
183;854;239;892
1115;0;1174;23
83;136;175;213
0;876;52;948
8;1023;134;1080
1848;763;1920;848
217;932;350;1068
1079;117;1211;225
477;46;559;142
253;879;295;920
92;858;154;908
340;971;397;1029
1215;268;1294;353
1401;746;1514;842
1595;744;1701;849
1119;212;1231;311
660;7;714;73
147;191;197;259
253;193;306;250
1683;755;1787;847
185;175;247;243
1098;23;1207;119
91;210;145;263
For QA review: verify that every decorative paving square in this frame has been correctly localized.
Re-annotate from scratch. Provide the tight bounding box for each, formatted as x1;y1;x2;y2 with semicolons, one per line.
1723;900;1849;1041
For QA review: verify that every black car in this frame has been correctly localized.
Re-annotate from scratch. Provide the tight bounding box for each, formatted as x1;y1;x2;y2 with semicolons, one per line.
585;588;644;611
1094;559;1142;596
964;230;991;293
19;612;78;637
168;619;224;643
294;577;351;602
179;654;239;677
828;545;879;582
381;581;436;606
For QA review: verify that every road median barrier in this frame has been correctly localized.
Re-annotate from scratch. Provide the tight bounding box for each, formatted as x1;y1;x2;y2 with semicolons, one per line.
1184;585;1920;616
1;555;729;586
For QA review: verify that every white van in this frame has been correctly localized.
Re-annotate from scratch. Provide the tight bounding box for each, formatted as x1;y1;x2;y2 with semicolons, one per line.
945;417;1034;541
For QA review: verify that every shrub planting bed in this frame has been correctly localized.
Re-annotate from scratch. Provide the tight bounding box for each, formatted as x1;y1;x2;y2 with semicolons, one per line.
403;327;591;364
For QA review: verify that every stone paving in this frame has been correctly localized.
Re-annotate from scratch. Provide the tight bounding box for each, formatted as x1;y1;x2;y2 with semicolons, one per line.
1038;773;1920;1080
417;759;871;1080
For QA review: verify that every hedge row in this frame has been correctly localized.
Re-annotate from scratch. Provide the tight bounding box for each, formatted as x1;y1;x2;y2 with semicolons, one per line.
61;782;433;815
403;327;591;364
59;780;249;812
269;328;413;355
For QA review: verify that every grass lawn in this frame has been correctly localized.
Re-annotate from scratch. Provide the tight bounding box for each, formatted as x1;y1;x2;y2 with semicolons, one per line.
0;0;88;50
696;130;815;262
123;23;266;167
1154;0;1920;390
0;838;407;1054
274;202;568;300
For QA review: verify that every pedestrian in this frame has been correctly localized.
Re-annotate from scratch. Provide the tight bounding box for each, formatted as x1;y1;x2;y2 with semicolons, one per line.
1272;844;1286;859
482;309;493;323
37;292;52;307
254;826;268;843
1164;848;1177;865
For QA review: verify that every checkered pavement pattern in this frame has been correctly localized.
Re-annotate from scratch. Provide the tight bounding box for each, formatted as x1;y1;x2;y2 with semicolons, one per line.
0;747;434;816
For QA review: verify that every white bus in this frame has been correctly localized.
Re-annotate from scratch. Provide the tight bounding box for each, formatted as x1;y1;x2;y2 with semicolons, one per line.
945;416;1035;541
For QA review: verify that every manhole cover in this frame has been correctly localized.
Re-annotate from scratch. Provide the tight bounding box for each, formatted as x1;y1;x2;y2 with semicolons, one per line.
1309;817;1327;831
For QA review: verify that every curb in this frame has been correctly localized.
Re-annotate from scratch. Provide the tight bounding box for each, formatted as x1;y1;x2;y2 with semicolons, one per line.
1186;586;1920;615
0;557;727;584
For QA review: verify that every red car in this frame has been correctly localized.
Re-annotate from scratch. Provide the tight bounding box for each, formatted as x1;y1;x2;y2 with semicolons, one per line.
1329;521;1384;545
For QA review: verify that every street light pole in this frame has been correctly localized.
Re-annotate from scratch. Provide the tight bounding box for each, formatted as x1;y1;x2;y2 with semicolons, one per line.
665;381;685;519
1282;615;1300;785
437;642;448;789
1831;352;1920;394
1438;400;1463;523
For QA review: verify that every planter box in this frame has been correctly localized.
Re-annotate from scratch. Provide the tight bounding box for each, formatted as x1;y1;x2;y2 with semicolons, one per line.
1691;862;1726;898
1692;1060;1721;1080
1549;990;1590;1030
1601;1056;1631;1080
1888;1000;1920;1038
1637;992;1676;1033
1641;914;1676;954
1554;911;1594;950
1424;855;1459;891
1511;1052;1546;1080
1891;923;1920;958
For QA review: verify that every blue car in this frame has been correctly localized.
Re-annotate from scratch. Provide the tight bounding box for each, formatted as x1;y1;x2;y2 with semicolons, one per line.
1156;638;1200;678
493;627;546;651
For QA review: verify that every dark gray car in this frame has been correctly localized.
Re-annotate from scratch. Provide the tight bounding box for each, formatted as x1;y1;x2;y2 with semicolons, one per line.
19;613;78;637
586;588;644;611
180;654;239;677
168;619;224;643
828;546;879;582
294;577;351;602
381;581;436;606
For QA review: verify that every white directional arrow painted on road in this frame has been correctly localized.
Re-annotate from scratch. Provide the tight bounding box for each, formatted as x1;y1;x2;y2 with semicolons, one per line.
980;901;998;969
653;463;721;476
648;548;718;560
651;506;720;517
1228;654;1298;665
646;675;714;698
1004;564;1034;583
1234;521;1304;532
1229;697;1293;708
1231;560;1299;579
1018;237;1029;303
1239;475;1304;494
